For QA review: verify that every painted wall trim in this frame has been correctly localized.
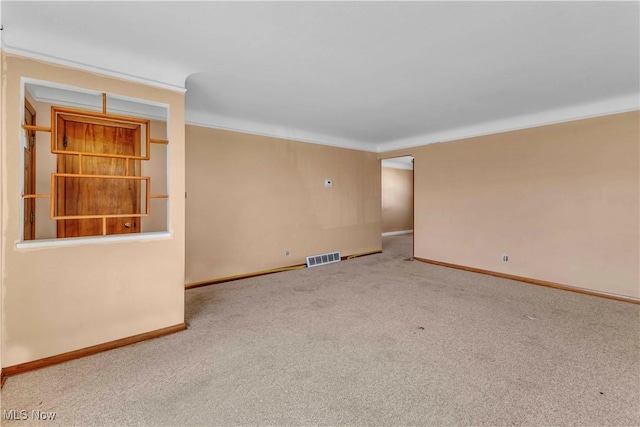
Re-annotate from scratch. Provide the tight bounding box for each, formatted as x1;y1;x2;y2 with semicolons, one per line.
24;79;170;120
414;257;640;305
185;249;382;289
187;98;639;155
16;232;173;250
377;95;639;152
8;51;636;157
9;50;635;155
382;230;413;237
186;111;377;153
343;249;383;260
2;47;187;93
186;264;308;290
0;323;187;387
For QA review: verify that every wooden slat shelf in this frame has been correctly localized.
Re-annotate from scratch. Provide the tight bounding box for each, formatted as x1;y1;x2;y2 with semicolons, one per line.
51;174;151;223
51;106;152;160
50;105;152;125
49;150;148;161
22;96;169;238
53;213;148;220
22;194;50;199
56;151;144;160
54;173;150;180
22;124;51;133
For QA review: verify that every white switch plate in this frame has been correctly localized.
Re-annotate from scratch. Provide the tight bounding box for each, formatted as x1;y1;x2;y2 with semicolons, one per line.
325;179;333;187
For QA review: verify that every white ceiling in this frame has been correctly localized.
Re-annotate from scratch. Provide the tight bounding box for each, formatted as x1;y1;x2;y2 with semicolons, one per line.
2;2;638;152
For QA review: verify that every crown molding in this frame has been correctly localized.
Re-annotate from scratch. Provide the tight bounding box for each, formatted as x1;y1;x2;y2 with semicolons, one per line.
186;110;377;153
8;43;637;154
377;93;640;153
187;93;639;154
25;81;169;120
2;45;187;93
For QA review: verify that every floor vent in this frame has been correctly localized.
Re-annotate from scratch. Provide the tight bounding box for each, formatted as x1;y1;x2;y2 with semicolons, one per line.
306;251;341;268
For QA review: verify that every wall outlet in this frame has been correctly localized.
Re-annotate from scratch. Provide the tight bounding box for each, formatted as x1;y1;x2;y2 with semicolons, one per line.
324;179;333;187
285;250;290;257
502;254;509;262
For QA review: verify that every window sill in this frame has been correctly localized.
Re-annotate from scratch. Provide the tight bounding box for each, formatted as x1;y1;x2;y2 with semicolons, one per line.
16;231;172;249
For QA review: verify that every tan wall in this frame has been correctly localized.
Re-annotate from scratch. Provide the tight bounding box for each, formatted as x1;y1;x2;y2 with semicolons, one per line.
381;167;413;233
1;53;186;367
185;125;381;284
406;111;639;298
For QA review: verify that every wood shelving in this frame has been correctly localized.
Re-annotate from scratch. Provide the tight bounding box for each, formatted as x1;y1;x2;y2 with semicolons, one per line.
21;94;170;237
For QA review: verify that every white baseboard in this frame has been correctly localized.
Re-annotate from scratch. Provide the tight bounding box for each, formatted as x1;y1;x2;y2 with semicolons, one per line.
382;230;413;237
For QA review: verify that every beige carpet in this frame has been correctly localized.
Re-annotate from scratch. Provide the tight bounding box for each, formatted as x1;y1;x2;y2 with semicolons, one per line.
2;234;639;426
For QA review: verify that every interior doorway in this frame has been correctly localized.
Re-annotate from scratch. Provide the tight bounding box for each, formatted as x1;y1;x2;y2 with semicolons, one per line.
381;156;414;257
